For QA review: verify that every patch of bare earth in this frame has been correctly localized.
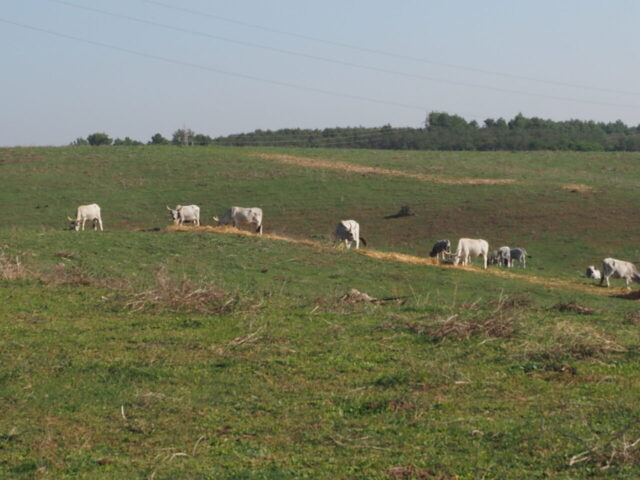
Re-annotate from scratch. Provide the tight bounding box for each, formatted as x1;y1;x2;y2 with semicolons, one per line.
563;183;594;193
254;153;517;185
166;226;632;299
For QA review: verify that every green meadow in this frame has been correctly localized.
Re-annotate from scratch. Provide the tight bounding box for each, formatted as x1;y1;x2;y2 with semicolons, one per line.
1;146;640;479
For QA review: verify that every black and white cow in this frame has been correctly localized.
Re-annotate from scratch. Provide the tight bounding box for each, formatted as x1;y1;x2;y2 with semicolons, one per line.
429;239;451;260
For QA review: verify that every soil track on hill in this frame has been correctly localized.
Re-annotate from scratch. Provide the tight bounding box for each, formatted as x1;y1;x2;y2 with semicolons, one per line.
169;225;627;298
255;153;517;185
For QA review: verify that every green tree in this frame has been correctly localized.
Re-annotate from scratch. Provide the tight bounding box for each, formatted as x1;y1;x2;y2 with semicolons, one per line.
86;132;112;146
149;133;170;145
172;129;195;146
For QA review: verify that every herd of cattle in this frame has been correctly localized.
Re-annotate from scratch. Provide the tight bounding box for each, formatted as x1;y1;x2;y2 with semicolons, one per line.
67;203;640;290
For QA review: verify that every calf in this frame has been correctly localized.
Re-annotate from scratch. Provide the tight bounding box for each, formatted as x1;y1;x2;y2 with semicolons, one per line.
510;248;528;268
489;246;511;267
429;239;451;260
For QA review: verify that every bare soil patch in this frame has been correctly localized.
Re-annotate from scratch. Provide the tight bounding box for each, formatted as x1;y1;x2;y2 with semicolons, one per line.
165;226;633;298
255;153;517;185
563;183;594;193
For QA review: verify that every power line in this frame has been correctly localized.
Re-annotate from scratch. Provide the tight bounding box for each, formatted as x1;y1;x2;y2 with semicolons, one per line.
0;17;433;113
48;0;640;110
140;0;640;98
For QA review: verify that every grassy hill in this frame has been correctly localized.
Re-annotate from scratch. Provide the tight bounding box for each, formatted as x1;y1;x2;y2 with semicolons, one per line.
1;146;640;478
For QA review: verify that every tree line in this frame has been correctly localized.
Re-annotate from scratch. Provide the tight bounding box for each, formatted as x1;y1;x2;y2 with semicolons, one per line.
73;112;640;151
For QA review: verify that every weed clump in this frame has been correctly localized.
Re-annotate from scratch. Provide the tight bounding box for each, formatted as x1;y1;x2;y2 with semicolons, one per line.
123;268;238;315
425;313;518;342
522;321;626;363
0;251;28;280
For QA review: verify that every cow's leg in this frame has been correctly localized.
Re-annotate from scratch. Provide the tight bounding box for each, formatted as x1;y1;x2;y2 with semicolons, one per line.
81;218;86;231
98;217;103;231
256;224;263;235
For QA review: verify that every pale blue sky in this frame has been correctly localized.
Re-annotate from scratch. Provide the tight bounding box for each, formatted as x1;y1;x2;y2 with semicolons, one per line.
1;0;639;146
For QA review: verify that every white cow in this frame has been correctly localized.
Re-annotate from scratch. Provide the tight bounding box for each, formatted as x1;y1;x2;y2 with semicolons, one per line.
213;206;263;234
600;257;640;289
68;204;103;231
335;220;367;249
489;246;511;267
167;205;200;226
453;238;489;269
585;265;601;280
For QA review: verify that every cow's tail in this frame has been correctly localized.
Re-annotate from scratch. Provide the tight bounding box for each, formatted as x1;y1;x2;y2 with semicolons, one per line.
359;236;367;247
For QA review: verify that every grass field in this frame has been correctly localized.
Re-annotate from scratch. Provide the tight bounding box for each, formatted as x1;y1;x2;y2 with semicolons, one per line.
1;146;640;479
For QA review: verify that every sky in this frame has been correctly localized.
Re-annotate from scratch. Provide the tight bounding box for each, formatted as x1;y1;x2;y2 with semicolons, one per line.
1;0;640;146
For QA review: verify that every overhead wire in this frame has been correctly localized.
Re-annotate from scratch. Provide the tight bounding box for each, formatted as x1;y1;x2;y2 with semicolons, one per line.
47;0;640;110
139;0;640;98
0;17;437;114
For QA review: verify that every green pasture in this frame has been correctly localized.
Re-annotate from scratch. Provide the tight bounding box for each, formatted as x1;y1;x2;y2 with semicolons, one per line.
1;146;640;478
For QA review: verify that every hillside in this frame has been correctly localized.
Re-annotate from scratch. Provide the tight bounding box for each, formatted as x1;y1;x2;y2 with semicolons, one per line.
1;146;640;478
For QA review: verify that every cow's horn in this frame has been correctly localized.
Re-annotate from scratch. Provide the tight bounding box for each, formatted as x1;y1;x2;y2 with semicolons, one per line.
166;205;172;211
212;216;219;222
67;216;74;221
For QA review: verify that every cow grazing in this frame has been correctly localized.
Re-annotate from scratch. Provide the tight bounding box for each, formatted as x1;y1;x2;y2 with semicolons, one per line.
489;246;511;267
429;239;451;260
600;257;640;289
213;206;263;234
335;220;367;249
585;265;601;280
510;248;529;268
453;238;489;269
167;205;200;226
67;204;103;231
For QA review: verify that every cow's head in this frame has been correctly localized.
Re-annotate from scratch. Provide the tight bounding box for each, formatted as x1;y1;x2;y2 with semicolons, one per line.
586;266;600;279
166;205;180;224
212;216;220;225
67;216;79;231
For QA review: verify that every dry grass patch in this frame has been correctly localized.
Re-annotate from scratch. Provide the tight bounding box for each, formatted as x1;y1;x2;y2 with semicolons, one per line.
522;321;626;363
122;268;238;315
0;250;29;280
255;153;517;185
563;183;594;193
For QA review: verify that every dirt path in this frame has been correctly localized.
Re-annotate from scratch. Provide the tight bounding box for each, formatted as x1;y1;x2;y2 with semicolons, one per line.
169;225;625;298
254;153;517;185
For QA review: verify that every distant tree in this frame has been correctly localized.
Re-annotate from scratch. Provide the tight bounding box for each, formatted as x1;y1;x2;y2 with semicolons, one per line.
172;128;195;146
193;134;213;146
149;133;170;145
113;137;143;146
71;137;88;146
87;132;112;146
